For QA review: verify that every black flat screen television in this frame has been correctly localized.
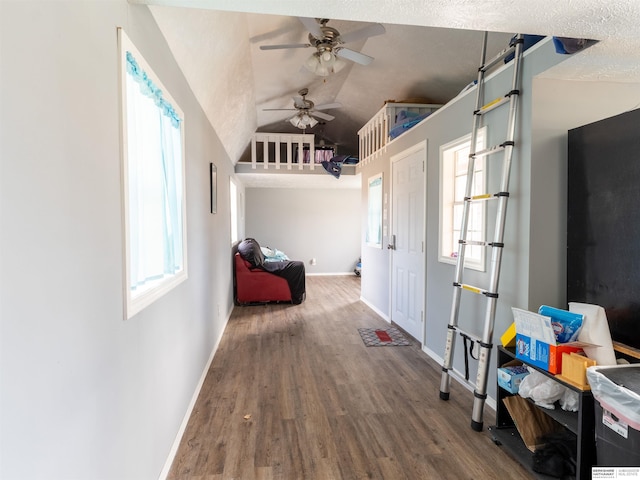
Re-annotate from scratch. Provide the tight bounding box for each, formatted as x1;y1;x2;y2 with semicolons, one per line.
567;107;640;350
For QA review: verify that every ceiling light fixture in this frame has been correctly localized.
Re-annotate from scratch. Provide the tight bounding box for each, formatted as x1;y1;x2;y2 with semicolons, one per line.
304;48;346;77
289;112;318;129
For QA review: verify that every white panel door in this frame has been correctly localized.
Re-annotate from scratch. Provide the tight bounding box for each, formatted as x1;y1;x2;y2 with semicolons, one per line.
390;143;426;343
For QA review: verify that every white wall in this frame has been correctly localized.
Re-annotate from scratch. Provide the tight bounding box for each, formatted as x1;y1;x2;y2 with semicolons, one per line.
0;2;239;479
529;77;640;310
245;187;361;274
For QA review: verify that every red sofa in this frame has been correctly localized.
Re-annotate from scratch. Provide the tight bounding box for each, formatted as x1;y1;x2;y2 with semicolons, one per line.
234;252;292;304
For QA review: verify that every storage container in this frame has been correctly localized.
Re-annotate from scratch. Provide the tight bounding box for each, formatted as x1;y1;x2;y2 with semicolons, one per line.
586;364;640;467
497;364;529;394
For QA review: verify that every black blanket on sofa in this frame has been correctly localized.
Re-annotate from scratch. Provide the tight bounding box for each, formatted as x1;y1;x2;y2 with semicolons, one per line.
238;238;306;304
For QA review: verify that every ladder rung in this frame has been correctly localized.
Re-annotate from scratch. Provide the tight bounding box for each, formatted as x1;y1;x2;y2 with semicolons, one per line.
458;239;505;249
456;328;482;344
467;193;494;202
454;282;498;298
444;326;483;345
466;191;509;202
480;44;517;72
462;283;484;295
471;141;514;159
459;239;488;247
474;96;510;115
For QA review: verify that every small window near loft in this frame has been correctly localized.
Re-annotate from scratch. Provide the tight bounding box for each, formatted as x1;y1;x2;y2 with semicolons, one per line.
119;29;187;319
230;178;239;244
439;128;486;271
366;173;383;248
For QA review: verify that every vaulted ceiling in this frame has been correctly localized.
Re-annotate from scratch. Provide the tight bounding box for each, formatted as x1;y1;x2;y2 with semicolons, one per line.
139;0;640;165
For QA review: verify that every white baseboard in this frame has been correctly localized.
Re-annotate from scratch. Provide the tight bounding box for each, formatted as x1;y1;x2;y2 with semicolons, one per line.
421;345;496;412
306;272;358;276
359;296;390;323
158;308;232;480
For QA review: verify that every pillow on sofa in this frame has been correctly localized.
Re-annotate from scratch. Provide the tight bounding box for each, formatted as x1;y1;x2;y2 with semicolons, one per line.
238;238;265;268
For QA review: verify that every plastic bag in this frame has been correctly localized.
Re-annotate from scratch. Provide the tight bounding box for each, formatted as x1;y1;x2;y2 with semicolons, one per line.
586;364;640;429
560;388;579;412
519;368;565;409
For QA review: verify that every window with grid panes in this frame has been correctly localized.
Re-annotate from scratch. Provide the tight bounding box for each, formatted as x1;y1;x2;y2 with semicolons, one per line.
439;128;486;270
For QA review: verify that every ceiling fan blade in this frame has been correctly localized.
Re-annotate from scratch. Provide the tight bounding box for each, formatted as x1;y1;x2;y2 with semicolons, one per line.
298;17;323;39
335;47;373;65
312;111;335;121
314;102;342;111
338;23;386;44
259;43;311;50
263;108;296;111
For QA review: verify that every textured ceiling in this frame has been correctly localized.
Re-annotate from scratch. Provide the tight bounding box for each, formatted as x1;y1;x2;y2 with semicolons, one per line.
145;0;640;176
248;17;513;157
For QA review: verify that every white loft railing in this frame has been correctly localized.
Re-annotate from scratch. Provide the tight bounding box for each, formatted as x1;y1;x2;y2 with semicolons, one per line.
250;132;319;170
358;102;442;165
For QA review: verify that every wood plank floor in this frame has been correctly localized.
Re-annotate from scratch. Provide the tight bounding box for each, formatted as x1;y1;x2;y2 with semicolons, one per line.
168;275;532;480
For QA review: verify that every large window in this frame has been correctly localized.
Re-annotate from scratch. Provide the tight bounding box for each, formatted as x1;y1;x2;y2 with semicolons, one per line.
439;128;486;270
119;29;187;319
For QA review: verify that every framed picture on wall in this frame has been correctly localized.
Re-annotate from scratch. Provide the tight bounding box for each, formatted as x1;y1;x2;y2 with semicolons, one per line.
210;162;217;214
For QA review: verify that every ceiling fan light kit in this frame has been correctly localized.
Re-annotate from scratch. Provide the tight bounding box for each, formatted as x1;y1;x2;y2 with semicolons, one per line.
304;50;346;76
260;17;385;77
289;113;318;129
264;88;341;130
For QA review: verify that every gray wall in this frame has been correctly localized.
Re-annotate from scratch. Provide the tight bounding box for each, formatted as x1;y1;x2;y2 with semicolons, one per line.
359;39;640;403
245;187;361;274
359;39;573;400
0;2;241;479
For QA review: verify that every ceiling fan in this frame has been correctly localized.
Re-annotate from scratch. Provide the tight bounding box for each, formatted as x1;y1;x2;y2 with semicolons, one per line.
263;88;342;129
260;18;386;76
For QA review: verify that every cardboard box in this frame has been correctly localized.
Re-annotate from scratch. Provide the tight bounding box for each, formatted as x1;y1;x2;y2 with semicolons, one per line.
512;308;595;374
514;333;583;374
497;364;529;393
555;352;596;390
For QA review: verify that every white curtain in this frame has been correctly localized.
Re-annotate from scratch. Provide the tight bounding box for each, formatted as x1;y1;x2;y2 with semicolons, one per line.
125;65;183;294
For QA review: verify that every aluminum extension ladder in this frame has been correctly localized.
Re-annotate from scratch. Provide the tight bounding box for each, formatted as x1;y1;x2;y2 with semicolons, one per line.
439;32;525;432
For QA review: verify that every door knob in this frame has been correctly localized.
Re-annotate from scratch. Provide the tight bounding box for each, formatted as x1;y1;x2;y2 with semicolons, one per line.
387;234;396;250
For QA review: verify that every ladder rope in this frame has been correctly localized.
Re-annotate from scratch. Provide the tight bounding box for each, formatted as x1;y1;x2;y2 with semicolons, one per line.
462;334;471;381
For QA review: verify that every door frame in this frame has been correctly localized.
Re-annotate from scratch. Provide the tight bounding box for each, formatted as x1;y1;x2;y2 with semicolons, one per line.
389;140;427;345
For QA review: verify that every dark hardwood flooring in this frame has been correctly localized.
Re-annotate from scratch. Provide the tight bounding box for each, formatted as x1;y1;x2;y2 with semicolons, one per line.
167;275;532;479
